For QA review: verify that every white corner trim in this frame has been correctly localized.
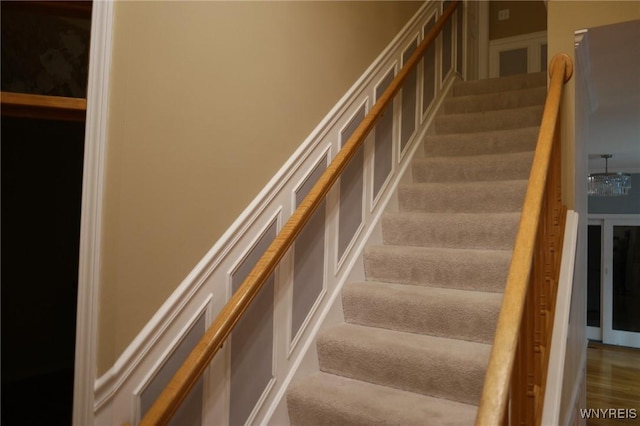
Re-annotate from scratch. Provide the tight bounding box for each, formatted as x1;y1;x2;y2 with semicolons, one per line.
73;1;114;425
542;210;579;426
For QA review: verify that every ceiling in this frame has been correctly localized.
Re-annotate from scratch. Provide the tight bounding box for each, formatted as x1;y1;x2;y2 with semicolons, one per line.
576;19;640;173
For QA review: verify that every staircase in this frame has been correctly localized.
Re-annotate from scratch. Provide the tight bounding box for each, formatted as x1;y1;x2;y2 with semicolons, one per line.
287;72;547;425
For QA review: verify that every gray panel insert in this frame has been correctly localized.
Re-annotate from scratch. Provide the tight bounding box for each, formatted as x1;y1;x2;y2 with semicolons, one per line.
230;220;277;426
456;6;463;75
292;155;327;340
423;16;437;114
499;48;528;77
140;313;206;426
442;8;453;81
401;40;418;152
338;105;366;260
374;69;395;200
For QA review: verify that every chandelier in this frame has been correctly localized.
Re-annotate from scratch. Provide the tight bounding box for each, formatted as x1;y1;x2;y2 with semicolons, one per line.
587;154;632;196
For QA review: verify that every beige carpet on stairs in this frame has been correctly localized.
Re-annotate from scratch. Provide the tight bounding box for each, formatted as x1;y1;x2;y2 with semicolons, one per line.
286;72;547;425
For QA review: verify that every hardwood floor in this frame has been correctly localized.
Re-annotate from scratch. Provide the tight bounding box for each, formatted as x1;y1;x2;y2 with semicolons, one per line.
587;342;640;425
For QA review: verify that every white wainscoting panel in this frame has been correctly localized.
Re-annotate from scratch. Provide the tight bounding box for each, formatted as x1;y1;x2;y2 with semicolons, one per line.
489;31;548;78
93;1;467;424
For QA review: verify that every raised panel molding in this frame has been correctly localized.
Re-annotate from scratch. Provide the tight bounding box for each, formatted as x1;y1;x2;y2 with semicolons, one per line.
289;150;330;356
371;65;397;210
337;101;368;270
134;296;211;425
489;31;548;78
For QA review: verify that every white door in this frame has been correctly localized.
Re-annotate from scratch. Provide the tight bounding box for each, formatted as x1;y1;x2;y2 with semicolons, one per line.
587;216;640;348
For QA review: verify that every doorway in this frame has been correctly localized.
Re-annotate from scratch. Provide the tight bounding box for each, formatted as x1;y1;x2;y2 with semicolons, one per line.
1;116;86;425
1;2;92;424
587;216;640;349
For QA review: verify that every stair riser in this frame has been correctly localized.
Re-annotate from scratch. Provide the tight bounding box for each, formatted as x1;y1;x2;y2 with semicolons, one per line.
435;106;543;134
317;331;489;405
398;181;527;213
422;127;539;157
412;153;533;183
452;72;546;97
343;283;501;344
364;247;511;292
381;213;519;250
444;87;547;114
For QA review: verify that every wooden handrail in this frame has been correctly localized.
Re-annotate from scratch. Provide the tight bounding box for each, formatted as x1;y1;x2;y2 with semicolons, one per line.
139;2;460;424
475;53;573;425
1;91;87;122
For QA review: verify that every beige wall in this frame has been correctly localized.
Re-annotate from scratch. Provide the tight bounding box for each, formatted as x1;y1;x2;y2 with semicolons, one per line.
489;1;546;40
98;1;422;375
547;2;640;422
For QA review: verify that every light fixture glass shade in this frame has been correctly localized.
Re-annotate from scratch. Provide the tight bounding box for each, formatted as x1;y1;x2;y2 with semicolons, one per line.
587;172;632;196
587;154;632;197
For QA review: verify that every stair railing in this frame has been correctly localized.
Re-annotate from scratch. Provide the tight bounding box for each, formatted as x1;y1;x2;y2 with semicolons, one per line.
137;2;460;424
475;53;573;425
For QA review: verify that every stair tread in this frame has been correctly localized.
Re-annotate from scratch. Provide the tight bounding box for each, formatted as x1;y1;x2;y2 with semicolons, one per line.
398;180;528;213
383;210;521;220
412;151;533;183
367;243;512;254
364;245;512;292
421;126;539;157
343;280;502;343
381;211;520;250
449;84;547;100
452;72;546;97
288;372;478;426
317;323;490;404
414;150;534;164
402;178;528;187
347;279;505;297
444;86;546;114
319;323;491;363
435;105;543;134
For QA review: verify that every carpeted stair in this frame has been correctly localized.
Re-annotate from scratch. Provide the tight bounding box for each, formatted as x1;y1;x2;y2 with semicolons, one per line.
287;72;546;425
